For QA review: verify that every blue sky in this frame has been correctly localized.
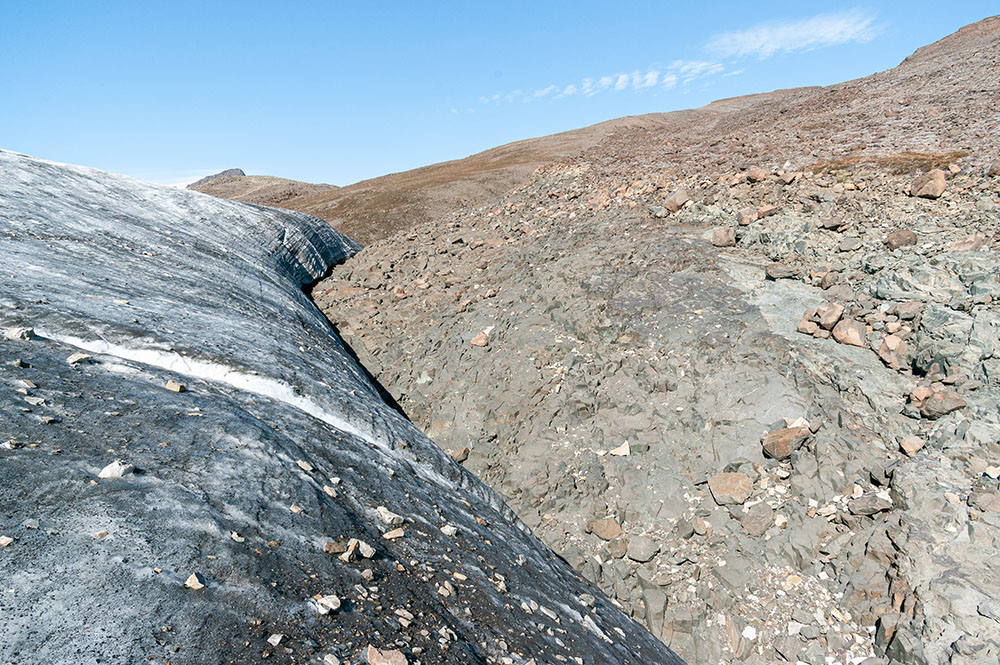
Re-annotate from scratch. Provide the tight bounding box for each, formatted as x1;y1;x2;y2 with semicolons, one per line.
1;2;995;186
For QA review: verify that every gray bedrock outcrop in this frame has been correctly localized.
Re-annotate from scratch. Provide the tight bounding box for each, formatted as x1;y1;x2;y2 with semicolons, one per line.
0;149;684;665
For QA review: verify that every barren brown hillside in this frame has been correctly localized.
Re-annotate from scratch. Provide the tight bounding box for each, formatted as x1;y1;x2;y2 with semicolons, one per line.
191;115;679;243
192;15;999;246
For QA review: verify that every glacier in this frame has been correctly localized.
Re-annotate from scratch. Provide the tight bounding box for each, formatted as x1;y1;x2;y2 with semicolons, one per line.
0;149;684;665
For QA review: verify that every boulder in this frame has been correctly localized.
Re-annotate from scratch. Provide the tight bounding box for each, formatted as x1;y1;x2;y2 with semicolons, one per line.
708;472;753;505
663;188;690;213
766;263;796;280
832;318;867;346
816;301;845;330
919;391;966;419
587;517;623;541
878;334;909;370
762;426;811;459
884;229;917;250
626;536;661;563
910;169;946;199
711;227;736;247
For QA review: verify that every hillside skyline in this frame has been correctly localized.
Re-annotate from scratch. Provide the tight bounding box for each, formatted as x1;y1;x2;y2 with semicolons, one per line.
1;2;996;187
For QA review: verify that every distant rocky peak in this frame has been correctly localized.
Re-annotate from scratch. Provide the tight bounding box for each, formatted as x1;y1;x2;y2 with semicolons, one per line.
187;168;245;188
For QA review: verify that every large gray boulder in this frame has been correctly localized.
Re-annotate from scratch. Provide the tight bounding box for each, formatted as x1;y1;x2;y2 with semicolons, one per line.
0;150;684;665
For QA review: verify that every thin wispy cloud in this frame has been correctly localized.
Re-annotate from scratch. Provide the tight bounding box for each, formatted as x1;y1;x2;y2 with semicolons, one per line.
482;59;726;106
475;9;881;109
706;9;881;59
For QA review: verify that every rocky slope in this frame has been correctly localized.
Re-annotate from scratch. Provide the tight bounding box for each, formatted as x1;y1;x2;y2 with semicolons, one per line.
303;17;999;665
0;150;684;665
189;116;679;244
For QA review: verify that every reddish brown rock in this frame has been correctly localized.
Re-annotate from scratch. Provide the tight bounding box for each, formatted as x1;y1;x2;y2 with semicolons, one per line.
832;318;867;347
664;188;690;213
899;436;924;456
909;385;933;408
708;472;753;505
816;301;845;330
878;334;909;370
884;229;917;250
757;204;778;218
367;645;408;665
587;517;622;541
910;169;947;199
746;167;768;183
738;207;758;226
766;263;796;280
920;391;966;419
470;332;489;347
797;320;819;335
711;228;736;247
762;426;811;459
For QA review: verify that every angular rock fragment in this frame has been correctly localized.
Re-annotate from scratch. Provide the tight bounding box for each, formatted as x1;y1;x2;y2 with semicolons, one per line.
766;263;795;280
832;318;867;347
66;353;92;365
710;227;735;247
910;168;947;198
626;536;660;563
366;645;407;665
919;391;966;419
819;216;849;232
899;436;924;456
587;517;622;541
893;301;923;320
816;301;845;330
878;334;909;370
97;460;133;479
741;503;775;537
746;167;767;182
609;441;630;456
797;320;819;335
314;594;341;614
950;233;987;251
837;238;862;252
376;506;404;527
470;331;489;347
762;426;811;459
164;379;185;393
185;573;206;590
884;229;917;250
707;472;753;505
664;188;690;213
848;493;893;516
